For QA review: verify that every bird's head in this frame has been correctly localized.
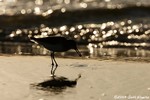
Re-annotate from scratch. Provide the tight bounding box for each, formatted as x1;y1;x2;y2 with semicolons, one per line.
68;40;82;57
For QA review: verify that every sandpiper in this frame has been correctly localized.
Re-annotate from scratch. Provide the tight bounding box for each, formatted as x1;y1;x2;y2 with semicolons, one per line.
30;36;82;76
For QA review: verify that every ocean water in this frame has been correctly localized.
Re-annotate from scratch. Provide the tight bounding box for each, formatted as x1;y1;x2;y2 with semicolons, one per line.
0;0;150;60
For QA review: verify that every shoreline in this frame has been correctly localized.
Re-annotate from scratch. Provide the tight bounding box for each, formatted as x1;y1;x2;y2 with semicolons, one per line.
0;54;150;63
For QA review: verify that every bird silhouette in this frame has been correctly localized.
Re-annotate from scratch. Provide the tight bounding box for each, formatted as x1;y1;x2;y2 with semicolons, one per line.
30;36;82;76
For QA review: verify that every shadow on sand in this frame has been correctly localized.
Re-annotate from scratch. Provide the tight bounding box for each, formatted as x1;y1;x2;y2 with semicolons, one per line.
31;75;81;94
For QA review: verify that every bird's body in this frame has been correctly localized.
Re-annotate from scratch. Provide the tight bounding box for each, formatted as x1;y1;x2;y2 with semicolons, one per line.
30;36;82;76
32;37;73;52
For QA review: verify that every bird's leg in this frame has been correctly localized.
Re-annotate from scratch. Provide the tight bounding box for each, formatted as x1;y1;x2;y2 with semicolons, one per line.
52;52;58;75
50;52;54;76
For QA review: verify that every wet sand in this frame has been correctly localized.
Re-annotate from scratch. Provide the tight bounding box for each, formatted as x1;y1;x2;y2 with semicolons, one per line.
0;55;150;100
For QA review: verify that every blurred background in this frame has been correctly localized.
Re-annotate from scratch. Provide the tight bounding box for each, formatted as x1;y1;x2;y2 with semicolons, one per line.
0;0;150;59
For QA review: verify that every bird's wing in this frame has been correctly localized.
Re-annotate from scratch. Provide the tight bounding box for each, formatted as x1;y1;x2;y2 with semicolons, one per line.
34;36;67;44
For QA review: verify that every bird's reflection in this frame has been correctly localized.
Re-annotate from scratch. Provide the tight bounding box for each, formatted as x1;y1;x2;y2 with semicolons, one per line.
31;75;81;94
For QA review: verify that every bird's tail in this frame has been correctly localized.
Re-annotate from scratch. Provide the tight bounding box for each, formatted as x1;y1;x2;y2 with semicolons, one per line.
29;37;36;40
29;37;38;44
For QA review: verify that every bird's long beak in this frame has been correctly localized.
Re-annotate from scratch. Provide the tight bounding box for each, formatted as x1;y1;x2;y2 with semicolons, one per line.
75;48;82;57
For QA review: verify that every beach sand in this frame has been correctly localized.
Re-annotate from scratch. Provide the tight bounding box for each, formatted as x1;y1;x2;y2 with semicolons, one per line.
0;55;150;100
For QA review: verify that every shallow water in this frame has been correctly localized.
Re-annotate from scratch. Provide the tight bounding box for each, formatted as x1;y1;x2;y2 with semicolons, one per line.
0;42;150;62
